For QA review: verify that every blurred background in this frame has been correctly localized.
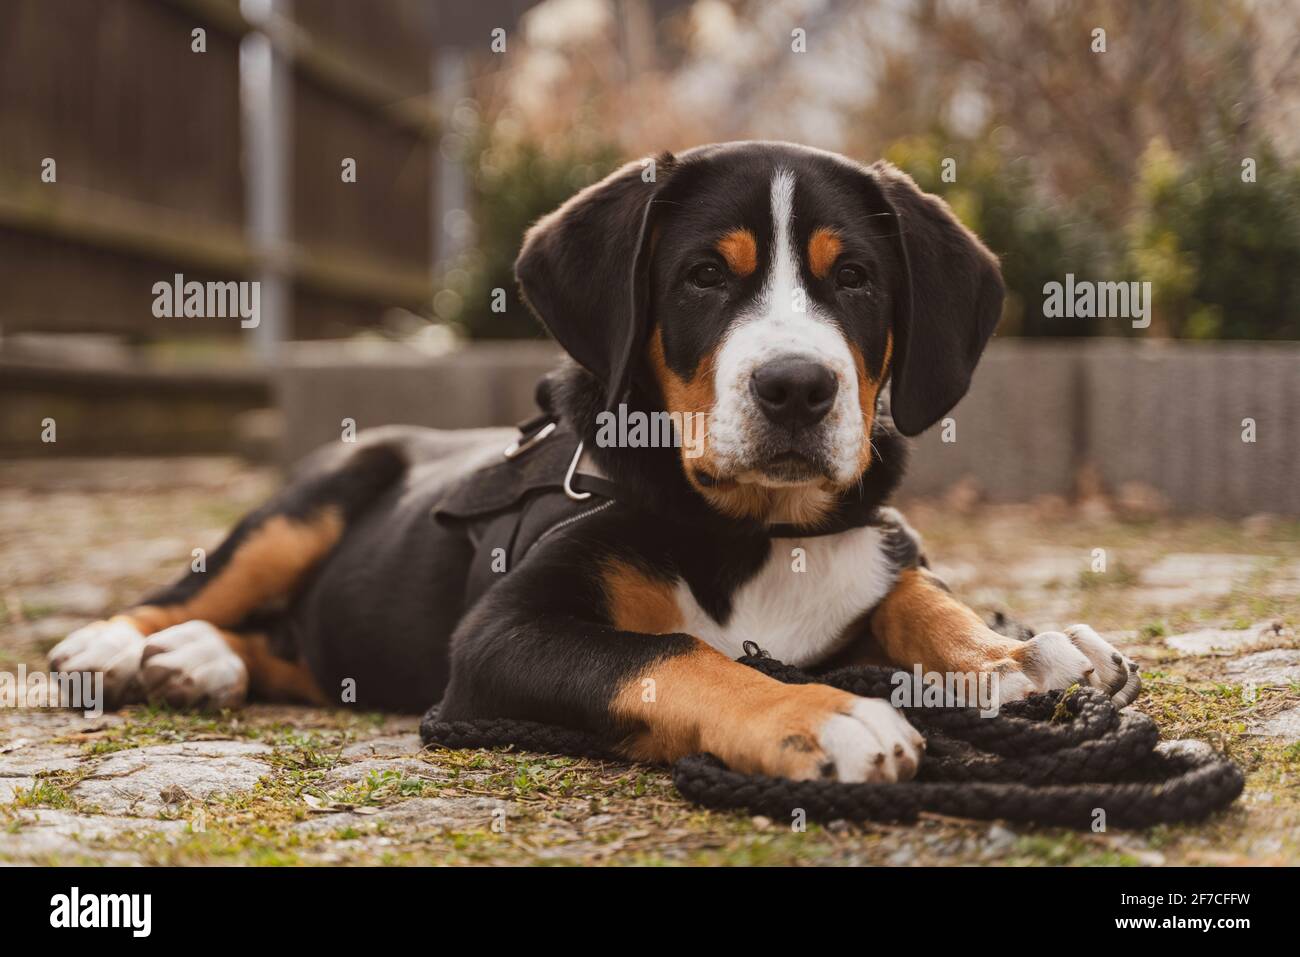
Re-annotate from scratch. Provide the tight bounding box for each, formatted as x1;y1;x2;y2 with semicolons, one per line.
1;0;1298;514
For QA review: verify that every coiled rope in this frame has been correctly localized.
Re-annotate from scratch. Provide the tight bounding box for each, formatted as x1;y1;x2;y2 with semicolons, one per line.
420;648;1243;829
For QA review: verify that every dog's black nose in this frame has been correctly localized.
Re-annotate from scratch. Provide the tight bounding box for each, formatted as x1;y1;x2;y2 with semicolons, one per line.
750;358;838;428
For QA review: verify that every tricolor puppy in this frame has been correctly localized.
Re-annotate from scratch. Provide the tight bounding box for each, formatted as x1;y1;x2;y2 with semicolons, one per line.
49;142;1138;784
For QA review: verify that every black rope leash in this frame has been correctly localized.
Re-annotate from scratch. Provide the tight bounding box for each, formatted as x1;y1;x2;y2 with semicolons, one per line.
420;650;1243;829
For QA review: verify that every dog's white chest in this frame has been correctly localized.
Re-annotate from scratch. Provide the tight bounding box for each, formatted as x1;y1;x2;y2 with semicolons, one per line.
674;525;897;666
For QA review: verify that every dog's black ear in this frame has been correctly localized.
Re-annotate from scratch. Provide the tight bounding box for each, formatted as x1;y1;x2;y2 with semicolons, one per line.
515;154;673;409
867;162;1004;437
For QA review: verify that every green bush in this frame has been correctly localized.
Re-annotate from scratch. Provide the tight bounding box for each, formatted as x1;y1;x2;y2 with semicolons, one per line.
1128;139;1300;339
436;138;621;340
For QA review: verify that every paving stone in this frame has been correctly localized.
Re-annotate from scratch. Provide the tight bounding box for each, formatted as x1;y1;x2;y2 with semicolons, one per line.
1223;650;1300;686
0;777;36;803
1248;706;1300;740
0;743;82;777
12;615;89;648
71;741;273;814
1137;553;1258;606
0;709;121;741
1166;620;1294;656
17;583;112;618
337;733;424;759
293;796;507;835
0;809;186;864
1006;549;1088;589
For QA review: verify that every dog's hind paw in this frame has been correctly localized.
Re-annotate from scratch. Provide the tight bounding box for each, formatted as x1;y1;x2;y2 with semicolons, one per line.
47;617;146;708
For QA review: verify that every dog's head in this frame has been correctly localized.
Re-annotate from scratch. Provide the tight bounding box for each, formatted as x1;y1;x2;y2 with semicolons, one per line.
516;141;1003;523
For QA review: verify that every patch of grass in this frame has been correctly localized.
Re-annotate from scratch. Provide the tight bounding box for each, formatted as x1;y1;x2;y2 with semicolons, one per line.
5;764;97;813
321;769;438;808
9;779;77;810
1051;684;1084;722
1005;833;1143;866
64;705;384;756
1139;673;1255;740
264;735;346;772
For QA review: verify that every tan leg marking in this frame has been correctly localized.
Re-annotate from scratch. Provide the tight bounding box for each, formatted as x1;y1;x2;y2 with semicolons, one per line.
121;508;344;636
610;638;857;776
871;570;1143;705
119;607;187;636
219;631;327;706
870;568;1022;674
602;559;683;635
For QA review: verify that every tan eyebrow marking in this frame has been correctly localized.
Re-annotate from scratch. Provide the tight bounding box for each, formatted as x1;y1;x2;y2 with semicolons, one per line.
716;228;758;277
808;226;843;280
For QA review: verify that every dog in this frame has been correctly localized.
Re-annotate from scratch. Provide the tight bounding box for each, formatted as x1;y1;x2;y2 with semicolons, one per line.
48;141;1138;784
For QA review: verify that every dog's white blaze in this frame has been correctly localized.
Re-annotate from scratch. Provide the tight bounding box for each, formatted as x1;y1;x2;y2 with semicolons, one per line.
767;168;799;308
707;169;864;484
672;524;897;666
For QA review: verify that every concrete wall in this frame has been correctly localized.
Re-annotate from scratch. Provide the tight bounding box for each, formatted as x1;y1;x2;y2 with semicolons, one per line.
904;340;1300;515
1;356;269;458
1081;342;1300;515
278;339;1300;515
278;340;562;462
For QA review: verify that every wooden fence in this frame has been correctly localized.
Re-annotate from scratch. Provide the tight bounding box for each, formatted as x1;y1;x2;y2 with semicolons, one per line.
0;0;536;348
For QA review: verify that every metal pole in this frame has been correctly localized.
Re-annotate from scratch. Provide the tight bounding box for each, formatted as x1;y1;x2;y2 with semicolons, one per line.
240;0;293;362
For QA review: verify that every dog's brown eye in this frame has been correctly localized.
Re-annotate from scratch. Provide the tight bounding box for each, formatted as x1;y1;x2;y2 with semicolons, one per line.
836;265;867;289
689;263;725;288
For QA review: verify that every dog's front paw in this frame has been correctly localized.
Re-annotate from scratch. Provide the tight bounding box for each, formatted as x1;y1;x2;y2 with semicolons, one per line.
817;697;925;783
47;618;146;708
998;624;1140;706
723;685;924;784
140;621;249;710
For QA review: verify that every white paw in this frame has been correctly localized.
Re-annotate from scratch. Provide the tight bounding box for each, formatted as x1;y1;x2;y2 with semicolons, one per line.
140;621;249;710
47;618;145;707
816;698;924;783
997;625;1140;706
